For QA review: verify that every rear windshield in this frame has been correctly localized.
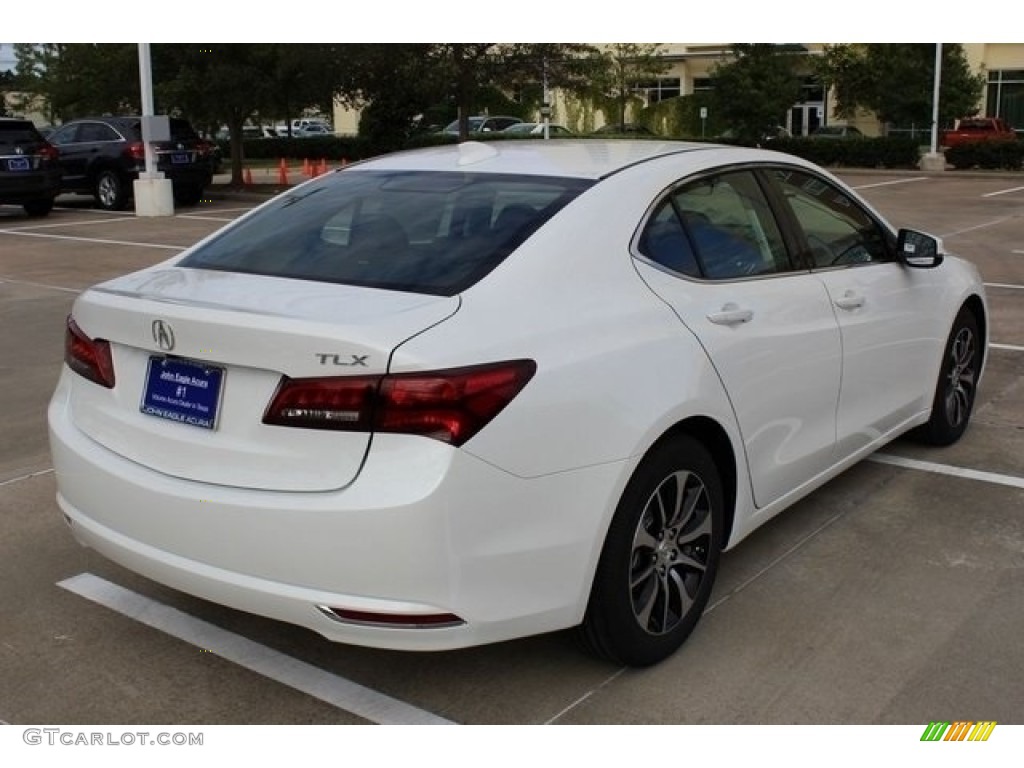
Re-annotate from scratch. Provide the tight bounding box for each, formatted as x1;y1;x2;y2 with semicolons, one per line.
180;170;592;295
0;121;44;148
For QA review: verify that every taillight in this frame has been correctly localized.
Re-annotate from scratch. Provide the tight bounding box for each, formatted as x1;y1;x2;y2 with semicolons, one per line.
263;360;536;446
196;139;212;157
65;317;115;389
124;142;146;161
38;142;59;161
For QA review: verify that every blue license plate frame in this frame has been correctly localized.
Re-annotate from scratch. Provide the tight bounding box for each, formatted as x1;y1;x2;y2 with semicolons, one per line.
140;356;224;430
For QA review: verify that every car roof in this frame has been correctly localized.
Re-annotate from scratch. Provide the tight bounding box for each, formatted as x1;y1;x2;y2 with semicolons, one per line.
349;139;746;180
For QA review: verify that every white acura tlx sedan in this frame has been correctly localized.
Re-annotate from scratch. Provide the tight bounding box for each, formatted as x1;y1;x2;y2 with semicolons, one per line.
49;140;987;666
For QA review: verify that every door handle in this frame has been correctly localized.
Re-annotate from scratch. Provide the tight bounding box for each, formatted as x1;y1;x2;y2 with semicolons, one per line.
707;303;754;326
834;290;865;311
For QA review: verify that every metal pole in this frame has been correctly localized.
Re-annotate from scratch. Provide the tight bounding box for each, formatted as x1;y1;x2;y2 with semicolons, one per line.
137;43;157;177
930;43;942;155
542;59;550;140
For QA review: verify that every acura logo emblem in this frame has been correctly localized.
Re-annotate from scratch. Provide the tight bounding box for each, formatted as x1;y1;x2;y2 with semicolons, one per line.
151;320;175;352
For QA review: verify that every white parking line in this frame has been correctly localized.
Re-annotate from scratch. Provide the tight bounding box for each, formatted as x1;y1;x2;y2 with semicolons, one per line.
0;230;184;251
0;277;81;294
940;215;1017;238
0;216;136;231
850;178;928;190
0;468;54;488
58;573;456;726
982;186;1024;198
985;282;1024;290
868;453;1024;490
177;215;236;223
991;343;1024;352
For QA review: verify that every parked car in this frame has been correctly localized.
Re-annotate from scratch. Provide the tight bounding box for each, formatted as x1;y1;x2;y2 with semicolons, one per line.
0;117;62;217
810;124;864;139
276;119;332;137
295;123;333;138
442;115;523;134
940;117;1017;148
593;123;656;136
50;140;987;666
501;122;574;137
47;116;215;210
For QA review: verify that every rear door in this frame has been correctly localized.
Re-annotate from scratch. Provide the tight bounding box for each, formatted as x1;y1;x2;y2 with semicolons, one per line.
633;167;842;508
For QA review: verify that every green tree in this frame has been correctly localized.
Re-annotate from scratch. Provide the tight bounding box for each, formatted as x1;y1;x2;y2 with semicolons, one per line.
154;44;341;184
0;69;14;117
14;43;138;121
332;44;602;144
817;44;984;129
710;44;805;143
593;44;670;130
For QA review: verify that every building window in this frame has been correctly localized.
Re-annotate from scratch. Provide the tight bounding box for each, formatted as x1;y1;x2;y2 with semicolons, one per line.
692;78;714;93
987;70;1024;132
632;78;682;105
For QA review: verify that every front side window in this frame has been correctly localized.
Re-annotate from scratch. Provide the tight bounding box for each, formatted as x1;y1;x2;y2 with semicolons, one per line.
770;168;893;268
637;170;792;280
181;170;591;296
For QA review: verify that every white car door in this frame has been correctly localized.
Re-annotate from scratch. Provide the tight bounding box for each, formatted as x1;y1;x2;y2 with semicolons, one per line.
765;167;948;456
633;168;842;508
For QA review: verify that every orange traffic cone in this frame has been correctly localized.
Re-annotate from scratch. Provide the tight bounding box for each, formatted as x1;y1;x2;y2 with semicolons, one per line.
243;167;253;186
319;158;328;175
277;158;288;185
302;158;311;176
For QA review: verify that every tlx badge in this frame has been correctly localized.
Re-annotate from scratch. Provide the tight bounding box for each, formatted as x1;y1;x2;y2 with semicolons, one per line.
316;353;369;367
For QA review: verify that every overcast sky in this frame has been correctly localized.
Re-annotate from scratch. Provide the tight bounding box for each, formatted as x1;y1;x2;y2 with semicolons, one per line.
0;43;15;72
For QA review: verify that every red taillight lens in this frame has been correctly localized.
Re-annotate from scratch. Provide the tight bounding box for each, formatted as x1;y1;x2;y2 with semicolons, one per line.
262;375;378;431
125;142;146;161
65;317;115;389
263;360;536;446
38;142;59;161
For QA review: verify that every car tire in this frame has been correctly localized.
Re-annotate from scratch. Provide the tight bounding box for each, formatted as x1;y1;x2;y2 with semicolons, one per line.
173;185;204;206
915;307;981;446
23;198;54;217
579;434;723;667
94;170;128;211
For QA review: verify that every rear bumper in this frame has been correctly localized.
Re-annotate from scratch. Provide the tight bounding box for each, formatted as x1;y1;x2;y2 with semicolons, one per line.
48;371;626;651
0;169;61;202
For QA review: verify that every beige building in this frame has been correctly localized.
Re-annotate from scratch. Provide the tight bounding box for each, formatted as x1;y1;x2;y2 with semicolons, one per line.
332;43;1024;138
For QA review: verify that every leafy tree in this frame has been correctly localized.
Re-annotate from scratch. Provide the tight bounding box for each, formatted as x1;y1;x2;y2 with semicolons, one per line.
332;44;602;144
710;44;805;143
14;43;138;120
817;44;984;129
592;44;670;130
0;69;13;117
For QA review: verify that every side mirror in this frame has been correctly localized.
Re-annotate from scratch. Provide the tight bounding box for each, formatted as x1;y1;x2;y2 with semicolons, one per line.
897;229;944;269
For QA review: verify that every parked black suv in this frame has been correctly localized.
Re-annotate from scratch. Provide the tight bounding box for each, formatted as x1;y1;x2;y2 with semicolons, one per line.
0;118;62;217
47;116;214;210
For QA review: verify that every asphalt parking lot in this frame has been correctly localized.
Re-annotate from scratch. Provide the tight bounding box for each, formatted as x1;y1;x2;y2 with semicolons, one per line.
1;171;1022;726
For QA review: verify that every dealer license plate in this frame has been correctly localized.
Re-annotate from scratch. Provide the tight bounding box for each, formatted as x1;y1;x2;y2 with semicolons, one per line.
140;357;224;430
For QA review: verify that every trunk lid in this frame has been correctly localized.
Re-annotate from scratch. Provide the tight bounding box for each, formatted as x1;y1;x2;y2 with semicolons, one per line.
66;267;459;491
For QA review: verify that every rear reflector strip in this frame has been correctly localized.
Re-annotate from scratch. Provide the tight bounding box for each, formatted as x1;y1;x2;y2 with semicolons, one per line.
316;605;465;630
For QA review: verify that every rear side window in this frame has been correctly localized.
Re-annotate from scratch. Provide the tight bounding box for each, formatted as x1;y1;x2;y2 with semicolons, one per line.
181;170;592;295
637;169;792;280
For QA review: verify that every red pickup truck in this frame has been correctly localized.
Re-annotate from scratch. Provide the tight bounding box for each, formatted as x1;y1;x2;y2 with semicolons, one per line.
941;117;1017;148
